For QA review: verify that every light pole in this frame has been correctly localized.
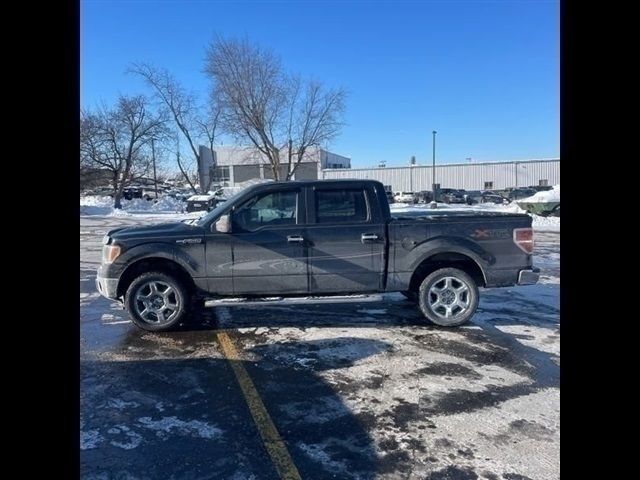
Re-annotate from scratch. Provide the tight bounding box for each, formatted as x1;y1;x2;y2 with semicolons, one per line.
151;137;158;199
410;155;416;192
432;130;437;198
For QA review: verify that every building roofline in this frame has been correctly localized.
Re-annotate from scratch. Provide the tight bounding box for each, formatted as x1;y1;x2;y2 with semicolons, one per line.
327;158;559;171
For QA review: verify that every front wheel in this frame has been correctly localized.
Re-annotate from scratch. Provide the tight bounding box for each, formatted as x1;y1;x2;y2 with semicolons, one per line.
124;272;190;331
418;268;479;327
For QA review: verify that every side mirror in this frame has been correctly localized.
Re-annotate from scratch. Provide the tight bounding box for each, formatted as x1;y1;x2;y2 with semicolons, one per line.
213;214;231;233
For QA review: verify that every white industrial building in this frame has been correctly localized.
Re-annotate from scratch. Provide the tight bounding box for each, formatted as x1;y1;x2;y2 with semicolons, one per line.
321;158;559;192
205;145;350;187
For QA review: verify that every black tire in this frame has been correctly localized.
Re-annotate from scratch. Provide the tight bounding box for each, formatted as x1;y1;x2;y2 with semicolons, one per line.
124;271;190;332
401;290;418;302
417;268;479;327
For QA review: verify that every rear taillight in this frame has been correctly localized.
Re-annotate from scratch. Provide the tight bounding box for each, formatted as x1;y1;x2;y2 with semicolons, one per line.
513;228;534;254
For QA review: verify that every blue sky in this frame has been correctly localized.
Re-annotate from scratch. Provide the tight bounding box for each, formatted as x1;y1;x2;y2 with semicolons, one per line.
81;0;559;168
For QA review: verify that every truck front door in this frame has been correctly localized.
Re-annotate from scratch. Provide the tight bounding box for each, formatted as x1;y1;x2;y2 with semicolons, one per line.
228;187;308;295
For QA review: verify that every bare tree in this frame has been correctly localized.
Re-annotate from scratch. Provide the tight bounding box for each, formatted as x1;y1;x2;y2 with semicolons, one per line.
80;95;165;208
285;79;346;179
204;36;346;181
128;63;221;193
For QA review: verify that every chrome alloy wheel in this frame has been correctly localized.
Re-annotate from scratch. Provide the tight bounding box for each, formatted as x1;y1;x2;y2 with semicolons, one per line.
133;280;180;325
427;276;471;319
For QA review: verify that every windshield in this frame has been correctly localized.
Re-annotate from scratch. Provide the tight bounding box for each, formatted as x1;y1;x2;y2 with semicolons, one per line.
194;189;246;226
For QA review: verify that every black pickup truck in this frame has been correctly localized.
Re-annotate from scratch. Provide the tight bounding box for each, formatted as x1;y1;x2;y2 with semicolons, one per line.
96;180;539;331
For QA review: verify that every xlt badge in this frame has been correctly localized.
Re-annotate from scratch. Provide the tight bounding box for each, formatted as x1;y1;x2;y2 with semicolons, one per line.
175;238;202;244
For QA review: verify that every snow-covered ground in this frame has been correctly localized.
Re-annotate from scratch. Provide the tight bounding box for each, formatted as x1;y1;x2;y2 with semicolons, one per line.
80;195;194;217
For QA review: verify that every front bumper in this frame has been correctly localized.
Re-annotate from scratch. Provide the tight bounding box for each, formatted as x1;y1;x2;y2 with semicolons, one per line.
95;275;119;300
517;267;540;285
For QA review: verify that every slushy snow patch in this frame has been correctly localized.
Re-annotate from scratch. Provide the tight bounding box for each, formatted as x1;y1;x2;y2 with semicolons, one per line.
137;416;223;440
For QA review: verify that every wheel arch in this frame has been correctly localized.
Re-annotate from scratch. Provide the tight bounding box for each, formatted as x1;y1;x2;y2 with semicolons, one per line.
408;251;486;293
117;257;196;298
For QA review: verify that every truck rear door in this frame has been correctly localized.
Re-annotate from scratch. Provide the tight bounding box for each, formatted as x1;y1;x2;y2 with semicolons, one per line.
305;184;386;293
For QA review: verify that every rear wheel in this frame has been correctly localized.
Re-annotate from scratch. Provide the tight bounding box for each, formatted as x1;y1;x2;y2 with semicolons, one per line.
417;268;479;327
125;272;190;331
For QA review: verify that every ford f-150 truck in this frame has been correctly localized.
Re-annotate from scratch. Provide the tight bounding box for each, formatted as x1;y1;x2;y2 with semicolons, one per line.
96;180;539;331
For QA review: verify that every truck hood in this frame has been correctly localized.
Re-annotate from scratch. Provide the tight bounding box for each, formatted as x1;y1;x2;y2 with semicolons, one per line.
108;222;205;242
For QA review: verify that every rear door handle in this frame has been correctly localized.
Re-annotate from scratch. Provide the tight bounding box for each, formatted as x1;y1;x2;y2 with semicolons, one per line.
287;235;305;243
361;233;379;243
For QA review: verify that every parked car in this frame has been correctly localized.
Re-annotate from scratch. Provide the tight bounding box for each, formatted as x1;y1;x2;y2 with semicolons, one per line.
516;200;560;217
461;190;482;205
437;188;467;204
415;191;433;203
186;193;220;212
96;179;539;332
394;191;417;203
466;191;509;205
166;189;191;202
122;187;143;200
506;187;537;201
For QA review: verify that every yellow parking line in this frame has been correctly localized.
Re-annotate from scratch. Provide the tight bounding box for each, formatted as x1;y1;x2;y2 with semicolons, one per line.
216;330;302;480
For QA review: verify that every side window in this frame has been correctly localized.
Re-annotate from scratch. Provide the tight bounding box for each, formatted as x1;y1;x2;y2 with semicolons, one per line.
315;189;368;224
233;190;298;232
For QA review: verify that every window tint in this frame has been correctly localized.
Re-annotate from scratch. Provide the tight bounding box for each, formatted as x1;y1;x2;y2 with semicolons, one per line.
315;189;368;223
233;190;298;231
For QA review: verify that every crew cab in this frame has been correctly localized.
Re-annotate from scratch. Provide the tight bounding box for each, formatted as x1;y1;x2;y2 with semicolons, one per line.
96;180;539;331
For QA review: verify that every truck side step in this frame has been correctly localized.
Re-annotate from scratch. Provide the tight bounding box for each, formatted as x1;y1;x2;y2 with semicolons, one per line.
204;294;385;308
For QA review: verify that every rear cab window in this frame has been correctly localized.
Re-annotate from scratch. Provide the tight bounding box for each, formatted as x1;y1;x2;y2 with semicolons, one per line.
314;188;369;224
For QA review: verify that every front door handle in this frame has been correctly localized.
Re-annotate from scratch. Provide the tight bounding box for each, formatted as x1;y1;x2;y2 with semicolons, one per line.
361;233;379;243
287;235;305;243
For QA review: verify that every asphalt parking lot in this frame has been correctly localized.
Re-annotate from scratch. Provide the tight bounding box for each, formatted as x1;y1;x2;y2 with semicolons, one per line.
80;214;560;480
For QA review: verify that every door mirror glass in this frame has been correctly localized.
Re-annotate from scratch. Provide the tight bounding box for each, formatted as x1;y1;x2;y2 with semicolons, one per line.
213;214;231;233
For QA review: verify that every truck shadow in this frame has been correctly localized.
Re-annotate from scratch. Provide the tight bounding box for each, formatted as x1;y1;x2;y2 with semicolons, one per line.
81;336;392;479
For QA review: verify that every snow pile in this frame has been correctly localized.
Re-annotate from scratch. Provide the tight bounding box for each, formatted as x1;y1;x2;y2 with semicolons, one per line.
519;185;560;203
80;195;113;208
187;194;214;202
531;215;560;232
80;195;186;216
125;196;185;212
